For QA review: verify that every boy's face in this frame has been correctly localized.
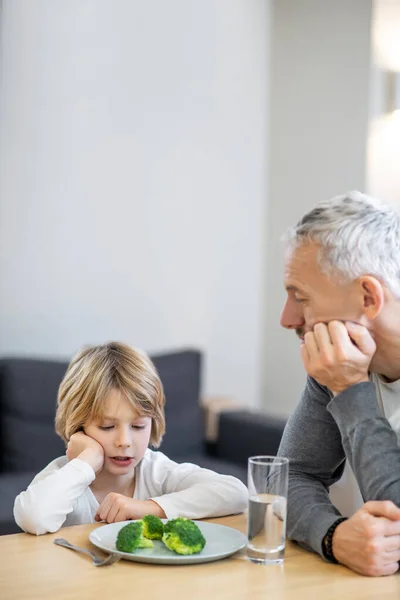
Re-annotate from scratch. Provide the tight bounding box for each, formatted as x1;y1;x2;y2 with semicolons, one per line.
84;388;152;477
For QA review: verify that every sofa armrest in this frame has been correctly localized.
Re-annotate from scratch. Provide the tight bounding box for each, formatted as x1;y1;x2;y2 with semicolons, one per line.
201;395;243;442
215;410;287;467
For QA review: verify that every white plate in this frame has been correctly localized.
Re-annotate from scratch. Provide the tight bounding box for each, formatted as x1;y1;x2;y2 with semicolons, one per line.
89;519;247;565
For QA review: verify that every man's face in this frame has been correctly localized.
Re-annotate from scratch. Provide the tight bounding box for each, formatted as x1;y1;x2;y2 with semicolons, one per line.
281;242;364;339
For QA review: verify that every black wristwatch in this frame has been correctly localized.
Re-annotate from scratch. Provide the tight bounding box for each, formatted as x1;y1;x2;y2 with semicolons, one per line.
322;517;348;563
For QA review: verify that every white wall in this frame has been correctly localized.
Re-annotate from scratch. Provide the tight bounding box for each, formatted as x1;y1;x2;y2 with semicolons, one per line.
367;1;400;207
366;68;400;206
0;0;270;408
263;0;373;416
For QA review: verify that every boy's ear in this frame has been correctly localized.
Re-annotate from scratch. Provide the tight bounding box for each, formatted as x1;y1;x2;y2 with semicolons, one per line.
359;276;384;319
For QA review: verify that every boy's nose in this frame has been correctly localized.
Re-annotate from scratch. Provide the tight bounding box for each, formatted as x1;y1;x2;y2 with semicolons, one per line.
115;430;132;448
116;439;130;448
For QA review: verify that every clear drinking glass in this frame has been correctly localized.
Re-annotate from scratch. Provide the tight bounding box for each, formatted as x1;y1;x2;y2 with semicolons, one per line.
246;455;289;564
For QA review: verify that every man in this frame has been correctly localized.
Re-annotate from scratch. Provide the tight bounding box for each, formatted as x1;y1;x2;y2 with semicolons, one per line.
278;191;400;577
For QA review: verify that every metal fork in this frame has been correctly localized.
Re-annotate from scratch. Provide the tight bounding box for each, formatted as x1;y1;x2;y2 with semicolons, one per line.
53;538;121;567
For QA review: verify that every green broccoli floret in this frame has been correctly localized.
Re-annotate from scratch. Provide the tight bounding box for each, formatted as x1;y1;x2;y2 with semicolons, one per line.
142;514;164;540
116;521;154;553
162;518;206;555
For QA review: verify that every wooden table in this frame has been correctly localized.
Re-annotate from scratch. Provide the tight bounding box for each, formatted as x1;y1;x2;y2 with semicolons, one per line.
1;514;400;600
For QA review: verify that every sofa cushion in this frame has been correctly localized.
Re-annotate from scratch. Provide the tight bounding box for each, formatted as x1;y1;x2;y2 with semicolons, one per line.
172;453;246;484
0;472;37;535
217;410;287;467
152;350;203;457
0;359;68;472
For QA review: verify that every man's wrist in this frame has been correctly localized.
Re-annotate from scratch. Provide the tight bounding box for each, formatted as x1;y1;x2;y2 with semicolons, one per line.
331;377;370;397
322;517;348;563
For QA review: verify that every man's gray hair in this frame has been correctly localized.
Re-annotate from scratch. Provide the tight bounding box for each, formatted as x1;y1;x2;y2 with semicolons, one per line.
285;191;400;297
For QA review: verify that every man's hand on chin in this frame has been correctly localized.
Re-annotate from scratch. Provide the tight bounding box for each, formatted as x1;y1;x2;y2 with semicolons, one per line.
300;321;376;395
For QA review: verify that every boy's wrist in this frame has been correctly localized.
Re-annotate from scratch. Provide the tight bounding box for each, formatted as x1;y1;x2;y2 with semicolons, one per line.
144;500;166;519
77;449;104;474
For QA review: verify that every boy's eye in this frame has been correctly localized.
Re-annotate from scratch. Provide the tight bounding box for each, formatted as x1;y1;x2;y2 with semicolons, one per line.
98;424;146;430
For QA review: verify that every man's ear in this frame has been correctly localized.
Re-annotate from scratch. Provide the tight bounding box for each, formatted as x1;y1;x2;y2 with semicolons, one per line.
358;276;384;319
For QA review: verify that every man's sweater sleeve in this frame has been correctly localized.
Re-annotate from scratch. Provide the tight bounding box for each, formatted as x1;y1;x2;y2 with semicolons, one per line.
327;381;400;505
278;376;347;557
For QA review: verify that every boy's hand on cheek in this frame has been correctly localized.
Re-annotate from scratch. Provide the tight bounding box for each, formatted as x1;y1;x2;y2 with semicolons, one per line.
66;431;104;474
95;495;166;523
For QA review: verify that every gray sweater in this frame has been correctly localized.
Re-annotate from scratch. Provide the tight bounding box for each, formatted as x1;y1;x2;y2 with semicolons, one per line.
278;377;400;557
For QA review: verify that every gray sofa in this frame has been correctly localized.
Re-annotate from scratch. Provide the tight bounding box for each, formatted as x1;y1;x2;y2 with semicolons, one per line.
0;349;286;535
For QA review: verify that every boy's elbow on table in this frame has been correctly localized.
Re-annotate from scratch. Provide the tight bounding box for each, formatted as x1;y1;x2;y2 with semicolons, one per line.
13;494;62;536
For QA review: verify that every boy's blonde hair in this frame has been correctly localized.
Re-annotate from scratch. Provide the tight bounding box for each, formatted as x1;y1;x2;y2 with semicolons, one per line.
55;342;166;447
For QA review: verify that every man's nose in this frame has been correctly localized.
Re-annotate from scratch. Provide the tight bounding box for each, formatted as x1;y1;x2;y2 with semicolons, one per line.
280;299;305;330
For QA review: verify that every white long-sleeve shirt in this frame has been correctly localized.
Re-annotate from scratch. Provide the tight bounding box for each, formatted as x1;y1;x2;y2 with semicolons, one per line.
14;449;248;535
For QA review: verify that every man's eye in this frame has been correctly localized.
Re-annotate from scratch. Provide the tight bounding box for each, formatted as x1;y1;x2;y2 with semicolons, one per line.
295;297;306;304
99;425;114;431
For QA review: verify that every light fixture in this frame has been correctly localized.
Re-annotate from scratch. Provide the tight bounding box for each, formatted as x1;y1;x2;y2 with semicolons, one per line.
373;0;400;72
368;1;400;204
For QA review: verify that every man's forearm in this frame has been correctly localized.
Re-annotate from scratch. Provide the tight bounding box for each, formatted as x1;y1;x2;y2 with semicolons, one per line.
278;376;347;556
285;470;343;556
328;382;400;505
